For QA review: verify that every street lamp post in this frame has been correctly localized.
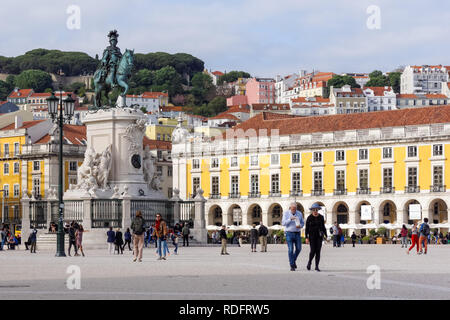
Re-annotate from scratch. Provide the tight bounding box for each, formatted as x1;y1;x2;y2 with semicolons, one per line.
46;86;75;257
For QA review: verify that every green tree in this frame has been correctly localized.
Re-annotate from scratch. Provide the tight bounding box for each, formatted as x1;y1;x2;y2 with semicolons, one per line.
388;72;401;93
207;96;226;115
327;75;360;89
366;70;389;87
151;66;183;95
14;69;53;92
191;72;215;104
217;71;251;84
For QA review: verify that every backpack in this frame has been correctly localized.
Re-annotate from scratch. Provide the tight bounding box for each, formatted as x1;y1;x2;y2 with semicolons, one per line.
329;227;333;235
133;217;145;235
421;223;430;236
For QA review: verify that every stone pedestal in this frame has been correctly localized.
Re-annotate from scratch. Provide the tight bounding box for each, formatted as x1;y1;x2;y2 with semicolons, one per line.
192;189;207;244
65;107;165;200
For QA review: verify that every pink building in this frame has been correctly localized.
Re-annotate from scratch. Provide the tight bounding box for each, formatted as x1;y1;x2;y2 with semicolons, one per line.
226;94;248;107
245;78;275;104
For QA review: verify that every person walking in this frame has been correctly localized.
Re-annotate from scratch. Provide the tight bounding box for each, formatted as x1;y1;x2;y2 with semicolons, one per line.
152;213;168;260
331;222;338;247
115;228;124;254
351;232;357;247
68;221;79;257
220;225;229;255
258;223;268;252
400;225;408;248
250;224;258;252
0;226;6;251
76;224;85;257
131;211;146;262
282;202;304;271
340;231;345;247
305;203;327;271
106;227;116;255
172;232;180;255
29;226;38;253
418;218;430;255
123;228;132;251
407;221;420;254
182;223;190;247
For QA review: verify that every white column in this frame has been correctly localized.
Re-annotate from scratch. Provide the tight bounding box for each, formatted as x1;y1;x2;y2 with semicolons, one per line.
21;196;31;240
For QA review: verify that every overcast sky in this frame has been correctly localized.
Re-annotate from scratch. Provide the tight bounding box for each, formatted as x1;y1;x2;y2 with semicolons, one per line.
1;0;450;77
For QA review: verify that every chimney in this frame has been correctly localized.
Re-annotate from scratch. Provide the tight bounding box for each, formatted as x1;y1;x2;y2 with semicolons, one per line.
15;115;23;129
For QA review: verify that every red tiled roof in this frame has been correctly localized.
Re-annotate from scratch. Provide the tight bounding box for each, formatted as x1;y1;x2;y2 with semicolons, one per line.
160;106;183;112
143;136;172;150
224;105;450;138
363;86;393;96
425;94;448;99
0;120;45;131
227;105;250;113
291;97;330;103
212;71;224;76
142;92;168;98
8;89;33;99
209;112;240;121
29;93;51;98
35;125;87;145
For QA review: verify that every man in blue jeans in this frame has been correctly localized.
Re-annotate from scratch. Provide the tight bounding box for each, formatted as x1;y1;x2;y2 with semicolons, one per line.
282;202;305;271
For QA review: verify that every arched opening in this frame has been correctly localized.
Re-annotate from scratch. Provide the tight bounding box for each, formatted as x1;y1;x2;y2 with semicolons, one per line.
208;205;223;226
296;203;305;216
380;200;397;224
356;201;371;236
248;204;262;225
429;199;448;224
403;199;419;224
228;204;242;226
332;202;349;236
268;203;282;226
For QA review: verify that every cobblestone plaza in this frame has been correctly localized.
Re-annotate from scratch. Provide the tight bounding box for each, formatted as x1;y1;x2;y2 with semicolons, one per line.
0;244;449;300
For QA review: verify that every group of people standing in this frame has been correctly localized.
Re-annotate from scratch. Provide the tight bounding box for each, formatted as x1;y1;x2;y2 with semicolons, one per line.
66;221;86;257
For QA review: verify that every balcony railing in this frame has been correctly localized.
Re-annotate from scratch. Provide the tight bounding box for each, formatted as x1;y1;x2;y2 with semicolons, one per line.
357;188;371;195
405;186;420;193
269;191;281;197
228;192;241;199
248;192;261;198
209;194;221;199
311;189;324;196
334;189;347;196
380;186;395;194
290;190;303;197
430;185;446;193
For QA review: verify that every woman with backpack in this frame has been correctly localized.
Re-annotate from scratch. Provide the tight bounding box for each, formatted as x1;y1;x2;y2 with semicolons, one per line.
418;218;430;255
131;211;146;262
407;221;420;255
152;213;168;260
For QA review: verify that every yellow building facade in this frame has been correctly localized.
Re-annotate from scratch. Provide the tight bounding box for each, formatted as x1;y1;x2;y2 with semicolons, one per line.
173;106;450;235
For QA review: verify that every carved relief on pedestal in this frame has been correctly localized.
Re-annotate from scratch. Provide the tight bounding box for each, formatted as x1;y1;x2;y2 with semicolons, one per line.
76;144;113;192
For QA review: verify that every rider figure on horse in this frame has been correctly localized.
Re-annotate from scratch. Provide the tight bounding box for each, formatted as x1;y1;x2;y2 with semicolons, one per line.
100;30;122;87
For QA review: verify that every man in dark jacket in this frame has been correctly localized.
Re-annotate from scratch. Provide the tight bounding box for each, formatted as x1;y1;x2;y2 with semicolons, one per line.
29;226;38;253
258;223;269;252
131;211;146;262
250;224;258;252
182;223;190;247
220;225;229;255
106;227;116;255
68;221;79;256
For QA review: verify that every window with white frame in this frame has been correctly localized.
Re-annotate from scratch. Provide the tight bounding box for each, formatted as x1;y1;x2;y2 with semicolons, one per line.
336;170;345;190
192;177;200;196
69;161;77;172
251;174;259;194
313;151;322;163
292;153;300;164
192;159;200;169
211;176;220;195
271;174;280;193
14;143;19;155
359;149;368;160
359;169;368;189
13;184;19;197
13;162;19;174
313;171;322;190
231;176;239;194
336;150;345;161
167;167;172;177
3;163;9;175
408;167;418;187
250;155;258;166
231;156;238;167
33;161;40;171
433;144;443;156
383;147;392;159
292;172;301;192
4;144;9;157
383;168;392;188
3;184;9;197
211;158;219;168
271;154;279;165
33;178;40;196
433;166;443;186
407;146;417;158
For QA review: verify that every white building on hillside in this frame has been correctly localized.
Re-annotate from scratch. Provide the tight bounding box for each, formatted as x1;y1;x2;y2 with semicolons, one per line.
400;65;449;94
275;73;299;103
363;86;397;112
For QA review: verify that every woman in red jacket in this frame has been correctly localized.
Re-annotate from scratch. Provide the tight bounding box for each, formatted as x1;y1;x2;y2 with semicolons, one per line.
400;225;408;248
407;221;419;254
